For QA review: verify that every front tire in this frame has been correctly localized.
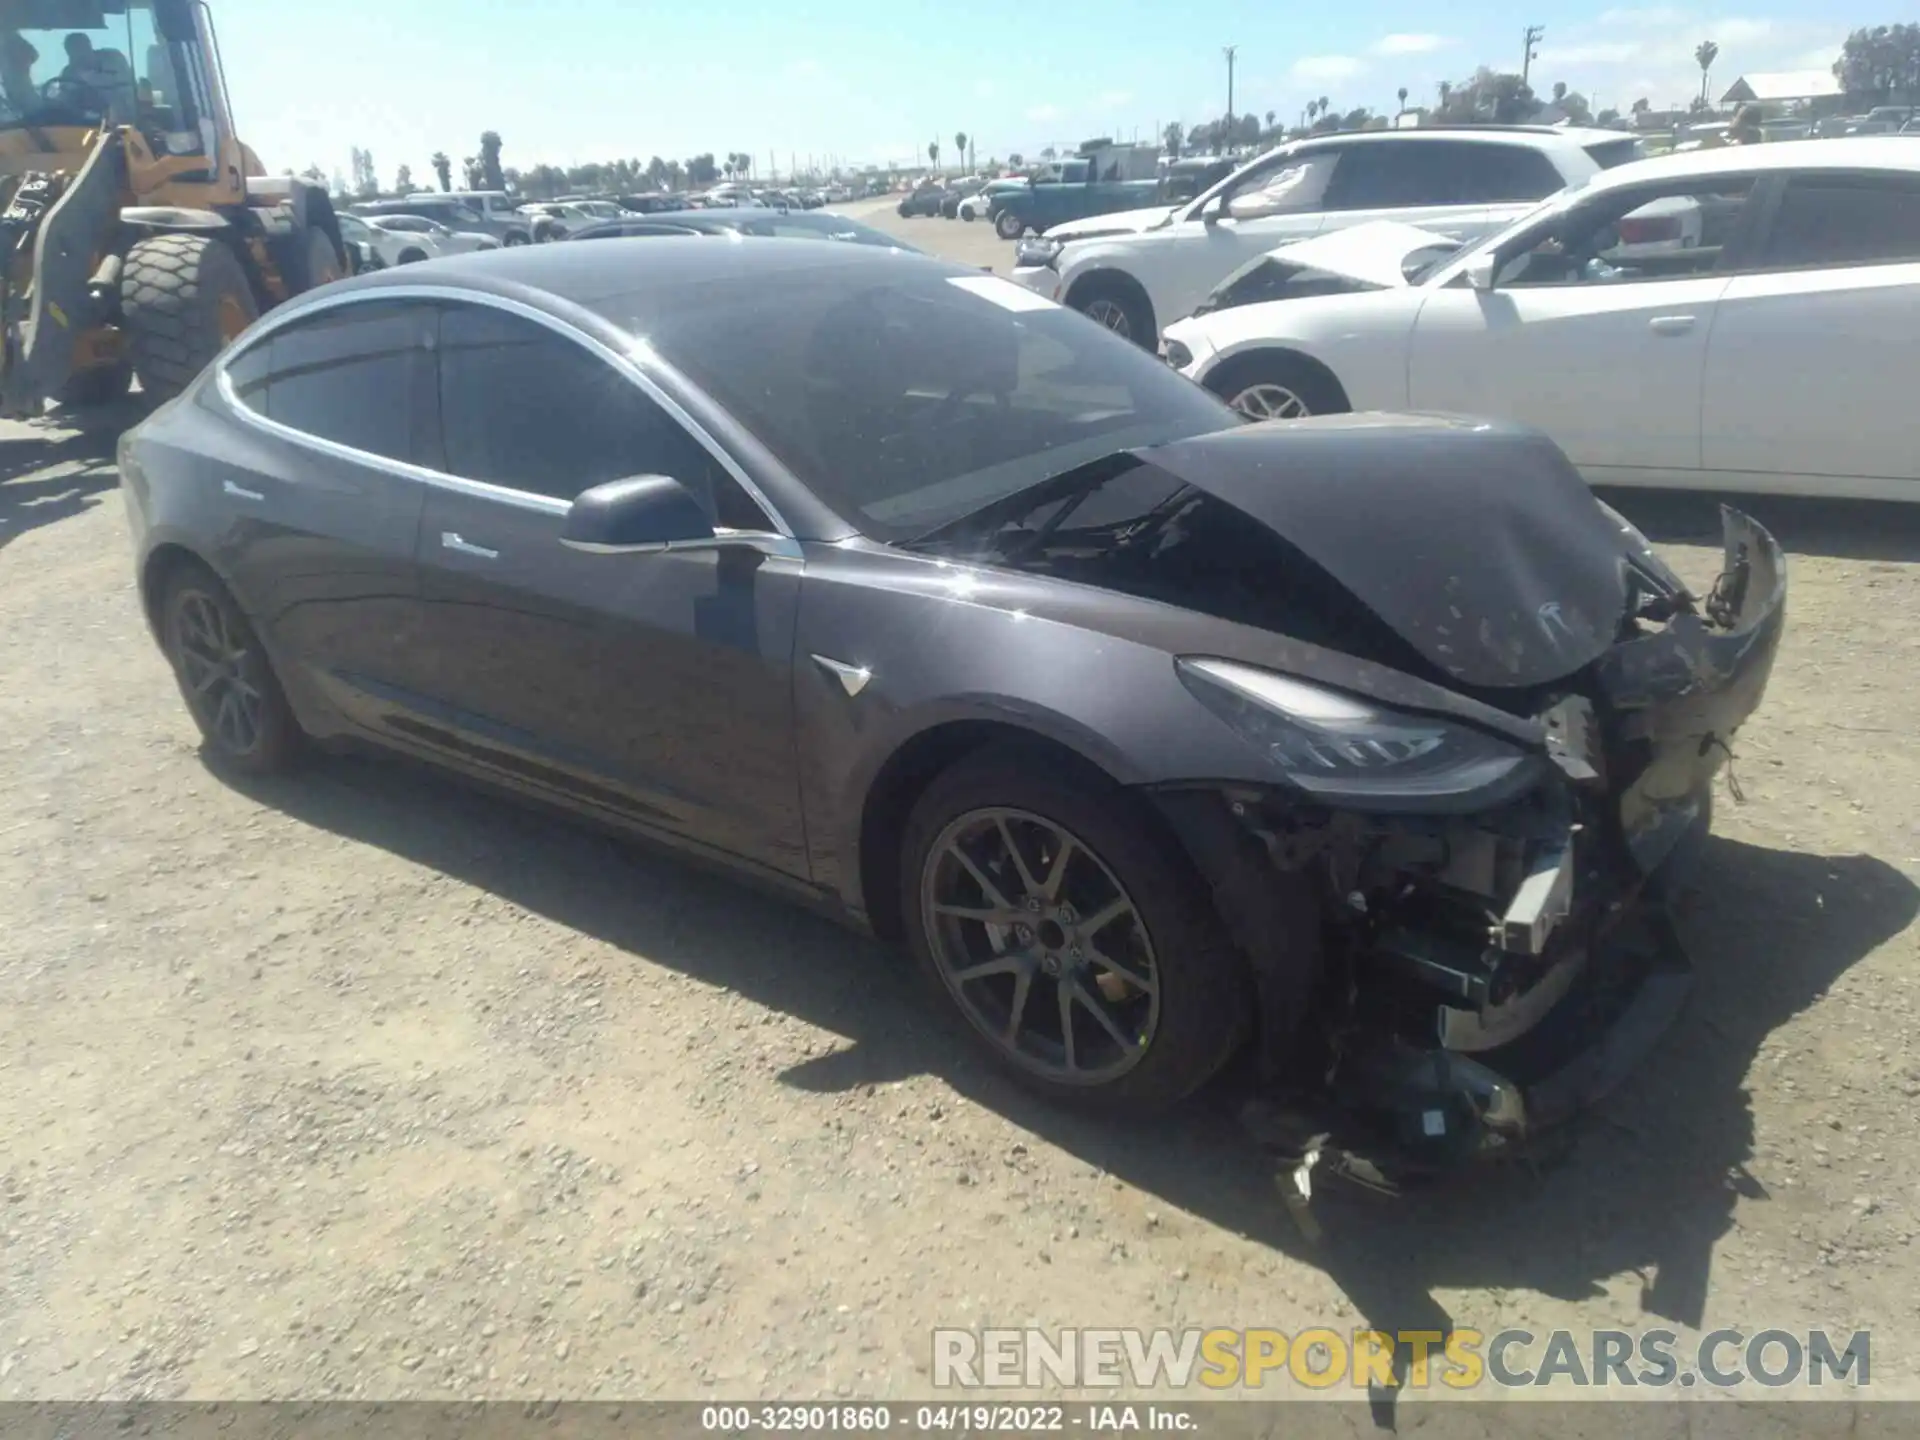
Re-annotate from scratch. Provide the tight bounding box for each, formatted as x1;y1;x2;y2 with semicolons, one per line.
1070;280;1154;347
1206;352;1351;421
121;234;260;403
158;563;304;775
396;247;429;265
900;746;1249;1112
994;209;1025;240
503;231;531;247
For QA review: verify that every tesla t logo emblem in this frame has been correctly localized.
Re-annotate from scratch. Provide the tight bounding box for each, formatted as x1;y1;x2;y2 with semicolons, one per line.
1536;602;1576;642
811;655;873;698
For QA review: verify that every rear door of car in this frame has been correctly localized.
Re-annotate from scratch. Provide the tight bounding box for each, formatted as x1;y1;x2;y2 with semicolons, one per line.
1700;169;1920;487
404;299;810;877
213;300;437;734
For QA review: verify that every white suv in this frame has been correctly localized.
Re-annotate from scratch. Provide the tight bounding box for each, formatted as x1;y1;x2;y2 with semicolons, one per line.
1010;126;1642;344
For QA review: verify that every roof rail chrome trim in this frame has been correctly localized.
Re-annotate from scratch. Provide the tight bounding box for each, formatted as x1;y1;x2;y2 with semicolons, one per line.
212;282;796;536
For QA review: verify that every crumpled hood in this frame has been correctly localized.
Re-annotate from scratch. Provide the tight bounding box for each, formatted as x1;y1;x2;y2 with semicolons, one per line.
1138;414;1634;690
1043;204;1180;241
1257;220;1460;290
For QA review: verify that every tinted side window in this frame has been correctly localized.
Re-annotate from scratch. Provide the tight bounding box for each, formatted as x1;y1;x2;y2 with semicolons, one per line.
1325;141;1565;210
1321;143;1427;209
1762;175;1920;268
1437;143;1567;202
432;304;769;528
231;302;432;463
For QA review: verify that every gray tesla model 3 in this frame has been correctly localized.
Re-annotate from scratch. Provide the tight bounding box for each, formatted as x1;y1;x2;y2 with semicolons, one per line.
118;237;1786;1179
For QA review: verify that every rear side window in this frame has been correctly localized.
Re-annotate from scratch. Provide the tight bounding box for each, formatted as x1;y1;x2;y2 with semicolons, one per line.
1761;175;1920;269
226;301;433;464
1326;141;1565;209
430;303;769;528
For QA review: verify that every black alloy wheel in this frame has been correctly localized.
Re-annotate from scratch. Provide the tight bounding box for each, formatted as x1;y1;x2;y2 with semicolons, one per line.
901;746;1249;1111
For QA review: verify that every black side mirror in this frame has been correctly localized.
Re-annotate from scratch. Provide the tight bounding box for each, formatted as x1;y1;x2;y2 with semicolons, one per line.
561;474;713;553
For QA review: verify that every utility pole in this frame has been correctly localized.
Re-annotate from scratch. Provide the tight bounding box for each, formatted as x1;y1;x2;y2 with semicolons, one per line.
1222;44;1238;129
1522;25;1544;88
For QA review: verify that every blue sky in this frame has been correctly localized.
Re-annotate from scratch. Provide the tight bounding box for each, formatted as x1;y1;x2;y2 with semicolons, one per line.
221;1;1863;183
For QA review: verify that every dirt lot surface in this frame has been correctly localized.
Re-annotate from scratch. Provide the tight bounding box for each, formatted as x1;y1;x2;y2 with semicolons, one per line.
3;212;1919;1414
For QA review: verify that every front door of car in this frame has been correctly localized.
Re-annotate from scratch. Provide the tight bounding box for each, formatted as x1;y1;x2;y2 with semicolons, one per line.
214;300;436;736
404;301;809;878
1154;151;1342;324
1701;170;1920;486
1408;177;1759;480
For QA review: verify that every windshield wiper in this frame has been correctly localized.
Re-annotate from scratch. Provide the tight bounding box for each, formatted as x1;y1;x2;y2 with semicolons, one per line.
895;451;1142;553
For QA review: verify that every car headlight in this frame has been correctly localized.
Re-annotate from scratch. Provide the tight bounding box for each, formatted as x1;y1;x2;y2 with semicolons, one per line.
1015;237;1063;268
1176;658;1534;806
1160;338;1193;369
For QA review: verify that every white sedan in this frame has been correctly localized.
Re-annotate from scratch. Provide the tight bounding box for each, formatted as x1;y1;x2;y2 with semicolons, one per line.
1161;138;1920;502
338;213;499;267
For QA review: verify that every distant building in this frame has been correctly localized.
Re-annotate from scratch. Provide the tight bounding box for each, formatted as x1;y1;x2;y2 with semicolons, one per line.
1719;70;1845;117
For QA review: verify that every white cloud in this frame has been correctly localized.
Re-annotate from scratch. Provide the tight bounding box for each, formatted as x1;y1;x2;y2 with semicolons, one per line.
1597;7;1687;27
1098;89;1136;108
1372;33;1452;57
1539;41;1645;65
1026;103;1062;123
1291;55;1368;83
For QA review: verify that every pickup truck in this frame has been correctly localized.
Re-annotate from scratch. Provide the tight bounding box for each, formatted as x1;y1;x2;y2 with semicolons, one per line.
988;149;1164;239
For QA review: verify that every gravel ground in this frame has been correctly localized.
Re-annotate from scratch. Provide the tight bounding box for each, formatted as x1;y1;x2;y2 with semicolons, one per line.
2;218;1919;1412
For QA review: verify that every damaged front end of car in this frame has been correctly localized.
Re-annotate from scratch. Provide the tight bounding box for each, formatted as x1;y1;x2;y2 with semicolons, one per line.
1153;503;1786;1199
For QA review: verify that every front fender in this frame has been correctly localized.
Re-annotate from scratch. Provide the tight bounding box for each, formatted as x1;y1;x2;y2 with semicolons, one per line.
1177;291;1425;410
791;540;1542;913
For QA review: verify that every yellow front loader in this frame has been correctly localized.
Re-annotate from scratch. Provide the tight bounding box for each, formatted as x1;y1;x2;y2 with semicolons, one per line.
0;0;346;415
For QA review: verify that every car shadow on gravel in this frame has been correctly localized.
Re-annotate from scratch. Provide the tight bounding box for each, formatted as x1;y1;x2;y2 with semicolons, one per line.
1598;488;1920;563
230;755;1914;1423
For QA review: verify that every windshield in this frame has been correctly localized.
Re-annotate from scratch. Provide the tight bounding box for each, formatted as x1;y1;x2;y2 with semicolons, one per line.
640;265;1237;541
0;0;191;134
1422;188;1583;286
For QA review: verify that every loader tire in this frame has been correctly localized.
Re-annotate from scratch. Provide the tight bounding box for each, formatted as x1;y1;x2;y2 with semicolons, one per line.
122;234;260;404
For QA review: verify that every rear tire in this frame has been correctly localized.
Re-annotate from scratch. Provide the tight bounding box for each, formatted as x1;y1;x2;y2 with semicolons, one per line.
503;231;531;247
122;234;259;403
994;209;1025;240
1205;351;1351;421
900;745;1250;1113
157;562;304;775
396;247;429;265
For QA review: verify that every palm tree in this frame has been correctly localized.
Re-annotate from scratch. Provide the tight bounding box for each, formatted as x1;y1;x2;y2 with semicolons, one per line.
430;151;451;191
955;132;968;171
1695;40;1719;105
928;139;940;171
1264;109;1276;131
1317;95;1330;121
1437;79;1453;110
1397;85;1409;115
